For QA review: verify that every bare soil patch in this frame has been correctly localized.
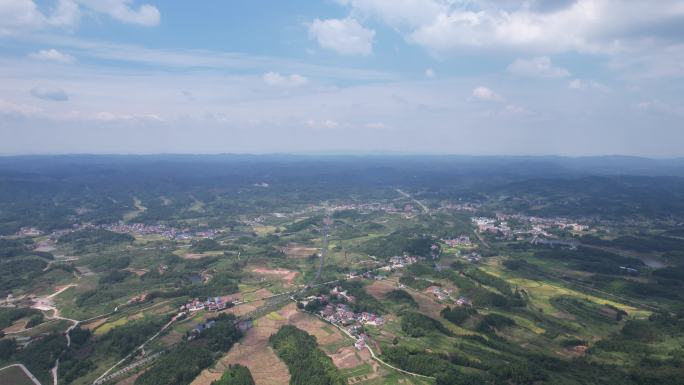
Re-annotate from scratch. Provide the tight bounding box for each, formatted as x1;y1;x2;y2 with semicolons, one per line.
195;306;292;385
0;365;36;385
114;369;145;385
331;346;362;369
251;268;298;286
282;244;318;259
552;311;576;320
182;253;208;260
367;279;444;318
3;318;29;333
411;290;446;319
280;304;344;347
124;267;149;277
224;301;263;317
83;318;108;331
34;241;56;252
366;280;397;300
158;330;184;346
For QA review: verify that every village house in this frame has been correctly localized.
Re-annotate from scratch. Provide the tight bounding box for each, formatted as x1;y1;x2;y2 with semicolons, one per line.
456;297;473;307
181;296;230;313
188;320;216;340
443;235;472;247
331;286;355;302
428;286;453;301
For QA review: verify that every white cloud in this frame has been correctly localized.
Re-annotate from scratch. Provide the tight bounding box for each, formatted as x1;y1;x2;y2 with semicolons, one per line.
0;0;78;35
306;119;341;129
307;18;375;55
263;72;309;87
0;99;43;117
76;0;160;26
504;104;527;115
337;0;446;29
339;0;684;56
92;111;162;122
472;86;503;102
0;0;159;35
32;35;395;81
507;56;569;78
30;86;69;101
28;49;75;63
569;79;610;92
424;68;435;78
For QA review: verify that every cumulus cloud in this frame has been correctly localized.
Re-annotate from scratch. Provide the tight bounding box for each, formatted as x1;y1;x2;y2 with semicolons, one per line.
424;68;436;78
28;49;75;63
507;56;569;78
472;86;504;102
263;72;309;87
0;0;159;35
0;0;78;34
338;0;684;57
77;0;160;26
569;79;610;92
30;87;69;101
307;17;375;55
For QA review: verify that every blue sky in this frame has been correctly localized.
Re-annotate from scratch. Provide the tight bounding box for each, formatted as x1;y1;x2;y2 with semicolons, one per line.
1;0;683;156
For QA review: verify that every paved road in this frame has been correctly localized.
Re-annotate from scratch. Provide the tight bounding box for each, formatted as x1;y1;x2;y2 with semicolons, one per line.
396;189;429;214
314;220;329;283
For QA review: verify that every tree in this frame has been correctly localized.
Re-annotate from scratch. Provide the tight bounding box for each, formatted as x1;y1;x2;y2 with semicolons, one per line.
211;365;255;385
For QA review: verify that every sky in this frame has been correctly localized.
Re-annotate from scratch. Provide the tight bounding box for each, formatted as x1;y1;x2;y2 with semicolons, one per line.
1;0;683;157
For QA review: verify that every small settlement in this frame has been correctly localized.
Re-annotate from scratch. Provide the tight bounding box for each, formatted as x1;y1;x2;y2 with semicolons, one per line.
180;296;234;313
299;285;384;350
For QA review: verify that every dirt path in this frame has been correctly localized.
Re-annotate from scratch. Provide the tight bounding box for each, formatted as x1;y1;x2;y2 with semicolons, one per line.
48;284;77;299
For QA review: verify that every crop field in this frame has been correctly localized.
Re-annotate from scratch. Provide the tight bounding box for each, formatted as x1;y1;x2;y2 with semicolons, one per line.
0;365;38;385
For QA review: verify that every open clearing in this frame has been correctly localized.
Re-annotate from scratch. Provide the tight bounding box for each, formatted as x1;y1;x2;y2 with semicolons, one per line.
114;369;146;385
282;244;318;259
366;280;397;299
330;346;364;369
367;279;445;319
0;365;40;385
124;267;149;276
3;317;30;333
251;267;298;286
192;307;291;385
253;226;277;235
182;253;205;260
